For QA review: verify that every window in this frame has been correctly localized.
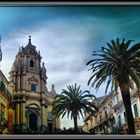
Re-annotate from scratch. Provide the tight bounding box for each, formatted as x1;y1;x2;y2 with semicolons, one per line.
31;83;36;92
1;104;5;120
47;112;52;121
133;103;139;117
30;60;34;67
0;81;5;92
116;94;119;102
118;114;121;126
123;111;127;123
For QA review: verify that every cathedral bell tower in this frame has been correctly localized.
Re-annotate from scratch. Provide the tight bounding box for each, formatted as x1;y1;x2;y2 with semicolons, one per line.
9;36;52;133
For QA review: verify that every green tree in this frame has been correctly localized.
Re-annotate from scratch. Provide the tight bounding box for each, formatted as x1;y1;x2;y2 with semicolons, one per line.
87;38;140;134
52;83;98;133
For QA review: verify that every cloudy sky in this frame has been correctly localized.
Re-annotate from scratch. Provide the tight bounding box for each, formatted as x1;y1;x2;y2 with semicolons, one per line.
1;5;140;129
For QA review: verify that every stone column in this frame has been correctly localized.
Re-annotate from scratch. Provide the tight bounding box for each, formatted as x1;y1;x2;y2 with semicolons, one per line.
13;71;16;91
22;101;26;124
41;104;44;126
20;103;23;124
56;118;60;129
17;72;21;91
22;70;26;90
41;78;45;93
24;56;27;68
16;103;20;124
41;101;46;131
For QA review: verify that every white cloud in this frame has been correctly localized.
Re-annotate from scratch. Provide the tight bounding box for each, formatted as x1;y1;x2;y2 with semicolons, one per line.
0;16;112;129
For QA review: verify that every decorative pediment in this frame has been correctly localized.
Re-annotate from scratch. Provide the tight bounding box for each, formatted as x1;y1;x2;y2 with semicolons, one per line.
25;103;41;117
27;104;40;109
28;76;39;83
25;109;41;117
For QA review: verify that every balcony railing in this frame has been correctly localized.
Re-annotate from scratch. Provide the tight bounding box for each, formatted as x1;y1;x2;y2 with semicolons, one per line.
0;115;7;128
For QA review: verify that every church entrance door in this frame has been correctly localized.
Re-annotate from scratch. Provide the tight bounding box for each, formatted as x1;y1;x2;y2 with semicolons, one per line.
48;122;53;134
29;112;37;132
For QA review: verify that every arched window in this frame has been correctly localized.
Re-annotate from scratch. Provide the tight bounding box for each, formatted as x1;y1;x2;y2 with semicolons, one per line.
31;83;36;92
30;60;34;67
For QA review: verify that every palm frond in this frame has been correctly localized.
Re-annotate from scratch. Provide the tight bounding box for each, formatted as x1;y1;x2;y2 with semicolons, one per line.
87;38;140;94
52;83;98;128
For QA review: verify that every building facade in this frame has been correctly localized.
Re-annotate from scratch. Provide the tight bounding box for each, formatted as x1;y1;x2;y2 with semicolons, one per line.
0;36;60;134
112;88;140;134
83;95;115;134
83;87;140;134
0;70;11;133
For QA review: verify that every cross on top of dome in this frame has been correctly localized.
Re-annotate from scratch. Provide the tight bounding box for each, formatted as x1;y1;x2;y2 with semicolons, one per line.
28;35;31;44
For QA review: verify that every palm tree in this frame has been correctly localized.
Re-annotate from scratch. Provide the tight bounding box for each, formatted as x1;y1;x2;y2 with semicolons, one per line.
87;38;140;134
52;83;98;133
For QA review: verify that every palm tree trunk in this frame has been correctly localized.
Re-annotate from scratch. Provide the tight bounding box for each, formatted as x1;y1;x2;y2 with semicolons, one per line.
119;80;136;134
73;116;78;133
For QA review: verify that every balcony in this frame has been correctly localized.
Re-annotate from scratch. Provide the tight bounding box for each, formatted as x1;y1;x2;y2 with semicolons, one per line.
112;100;123;110
114;117;140;134
0;115;7;130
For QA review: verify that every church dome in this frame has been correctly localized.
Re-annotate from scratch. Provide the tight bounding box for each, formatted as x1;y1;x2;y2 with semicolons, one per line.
20;36;37;55
25;36;36;49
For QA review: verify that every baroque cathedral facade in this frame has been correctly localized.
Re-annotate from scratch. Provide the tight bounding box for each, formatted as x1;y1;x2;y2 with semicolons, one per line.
0;36;60;134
